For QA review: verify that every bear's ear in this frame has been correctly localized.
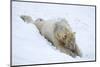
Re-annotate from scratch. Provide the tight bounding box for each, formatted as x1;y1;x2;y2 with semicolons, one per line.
73;32;76;35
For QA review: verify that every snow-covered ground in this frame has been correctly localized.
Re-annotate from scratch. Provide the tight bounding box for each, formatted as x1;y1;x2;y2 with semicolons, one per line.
12;1;96;65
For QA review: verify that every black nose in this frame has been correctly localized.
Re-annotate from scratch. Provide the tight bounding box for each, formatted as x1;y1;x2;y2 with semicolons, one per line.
69;44;75;51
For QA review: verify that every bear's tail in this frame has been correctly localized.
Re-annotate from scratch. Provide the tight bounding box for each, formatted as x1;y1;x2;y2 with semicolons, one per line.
20;15;34;23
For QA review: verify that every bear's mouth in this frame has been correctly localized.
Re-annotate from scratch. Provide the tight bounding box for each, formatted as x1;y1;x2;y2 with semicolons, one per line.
65;46;75;53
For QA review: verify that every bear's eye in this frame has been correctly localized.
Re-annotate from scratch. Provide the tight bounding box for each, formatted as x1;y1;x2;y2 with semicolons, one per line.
63;34;67;39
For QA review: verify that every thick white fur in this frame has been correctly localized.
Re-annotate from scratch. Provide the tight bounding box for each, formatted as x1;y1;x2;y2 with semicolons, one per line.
20;15;82;58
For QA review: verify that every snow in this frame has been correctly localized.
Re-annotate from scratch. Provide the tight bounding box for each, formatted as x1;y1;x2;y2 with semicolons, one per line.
12;1;96;65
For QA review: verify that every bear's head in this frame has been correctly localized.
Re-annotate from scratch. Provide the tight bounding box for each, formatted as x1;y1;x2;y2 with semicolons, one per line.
54;20;79;54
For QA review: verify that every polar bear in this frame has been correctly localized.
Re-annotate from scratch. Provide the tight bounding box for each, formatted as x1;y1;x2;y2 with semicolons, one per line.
20;15;82;58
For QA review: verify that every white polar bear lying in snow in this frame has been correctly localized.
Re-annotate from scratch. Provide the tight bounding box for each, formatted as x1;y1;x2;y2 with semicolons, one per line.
20;15;82;58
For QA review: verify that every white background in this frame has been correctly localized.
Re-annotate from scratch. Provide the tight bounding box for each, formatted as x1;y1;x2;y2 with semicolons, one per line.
0;0;100;67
